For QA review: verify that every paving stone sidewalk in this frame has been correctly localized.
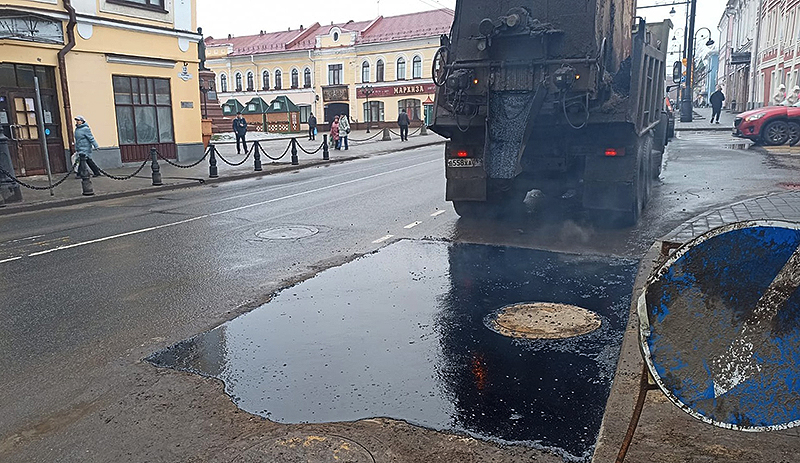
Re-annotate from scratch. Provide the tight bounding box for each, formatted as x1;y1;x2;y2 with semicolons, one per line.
675;107;737;131
0;128;443;215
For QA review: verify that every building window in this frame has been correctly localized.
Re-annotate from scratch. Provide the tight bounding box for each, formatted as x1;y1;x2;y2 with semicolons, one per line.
304;68;312;88
275;70;282;89
220;74;227;92
398;98;421;121
262;70;270;90
235;72;242;92
291;69;299;89
246;71;254;91
376;60;385;82
333;31;340;42
363;101;385;122
106;0;166;12
412;56;423;79
328;64;343;85
299;105;311;123
112;75;174;146
396;57;406;80
362;61;370;83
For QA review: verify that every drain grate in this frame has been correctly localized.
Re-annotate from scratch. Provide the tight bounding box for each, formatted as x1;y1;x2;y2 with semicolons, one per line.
486;302;602;340
255;226;319;240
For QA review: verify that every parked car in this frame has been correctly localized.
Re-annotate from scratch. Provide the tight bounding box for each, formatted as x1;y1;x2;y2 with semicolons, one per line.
733;106;800;146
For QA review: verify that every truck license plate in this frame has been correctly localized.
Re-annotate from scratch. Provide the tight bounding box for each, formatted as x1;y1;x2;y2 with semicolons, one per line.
447;158;483;168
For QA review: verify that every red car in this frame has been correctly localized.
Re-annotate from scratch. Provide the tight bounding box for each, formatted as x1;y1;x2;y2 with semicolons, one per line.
734;106;800;145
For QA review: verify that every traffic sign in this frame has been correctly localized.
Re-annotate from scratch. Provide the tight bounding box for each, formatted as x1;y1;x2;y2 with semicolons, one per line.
640;221;800;431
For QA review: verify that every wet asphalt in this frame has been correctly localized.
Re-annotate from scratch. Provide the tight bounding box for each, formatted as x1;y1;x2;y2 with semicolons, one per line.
3;130;800;461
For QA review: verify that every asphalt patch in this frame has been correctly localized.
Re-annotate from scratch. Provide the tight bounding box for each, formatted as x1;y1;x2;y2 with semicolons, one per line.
148;240;638;461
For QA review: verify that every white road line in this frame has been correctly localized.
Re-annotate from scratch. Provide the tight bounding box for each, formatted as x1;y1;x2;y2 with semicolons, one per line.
430;210;446;217
13;159;439;261
372;235;394;244
404;221;422;229
0;256;23;264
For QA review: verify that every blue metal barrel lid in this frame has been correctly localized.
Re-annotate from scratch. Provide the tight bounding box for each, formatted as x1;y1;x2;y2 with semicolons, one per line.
640;220;800;431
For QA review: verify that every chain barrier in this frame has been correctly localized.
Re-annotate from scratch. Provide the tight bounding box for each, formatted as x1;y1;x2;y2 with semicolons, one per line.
388;127;423;138
260;141;292;161
216;142;255;166
348;131;383;143
156;148;210;169
0;161;78;191
95;159;149;181
296;141;326;156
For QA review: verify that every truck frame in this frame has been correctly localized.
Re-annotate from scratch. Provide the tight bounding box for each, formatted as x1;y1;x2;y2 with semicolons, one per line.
430;0;671;224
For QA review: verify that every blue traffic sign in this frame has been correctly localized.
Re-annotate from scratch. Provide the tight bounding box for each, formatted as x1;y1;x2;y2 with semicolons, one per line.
640;221;800;431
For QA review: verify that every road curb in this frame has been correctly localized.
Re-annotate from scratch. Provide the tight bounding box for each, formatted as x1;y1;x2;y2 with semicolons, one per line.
675;126;733;132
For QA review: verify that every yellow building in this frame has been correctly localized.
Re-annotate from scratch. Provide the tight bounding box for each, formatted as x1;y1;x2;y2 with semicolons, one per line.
205;9;452;131
1;0;204;177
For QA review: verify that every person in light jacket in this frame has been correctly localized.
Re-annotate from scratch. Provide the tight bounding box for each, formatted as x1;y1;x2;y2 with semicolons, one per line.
338;114;350;150
74;115;101;177
774;84;787;106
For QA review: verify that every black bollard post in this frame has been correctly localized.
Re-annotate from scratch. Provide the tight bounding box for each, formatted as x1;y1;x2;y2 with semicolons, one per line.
208;144;219;178
382;128;391;141
0;131;22;203
291;138;299;166
150;147;163;186
78;153;94;196
253;141;262;171
322;134;330;161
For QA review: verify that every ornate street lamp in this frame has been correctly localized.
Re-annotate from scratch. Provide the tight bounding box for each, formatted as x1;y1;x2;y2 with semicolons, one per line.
361;85;375;133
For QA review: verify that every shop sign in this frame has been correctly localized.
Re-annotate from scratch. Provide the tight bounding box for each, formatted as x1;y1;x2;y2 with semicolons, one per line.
322;85;349;102
357;83;436;98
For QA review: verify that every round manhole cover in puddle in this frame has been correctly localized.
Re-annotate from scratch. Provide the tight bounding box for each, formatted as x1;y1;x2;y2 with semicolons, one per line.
486;302;602;340
255;226;319;240
233;433;375;463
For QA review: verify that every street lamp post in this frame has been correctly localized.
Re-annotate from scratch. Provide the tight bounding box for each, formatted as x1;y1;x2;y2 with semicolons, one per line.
680;0;698;122
361;85;374;133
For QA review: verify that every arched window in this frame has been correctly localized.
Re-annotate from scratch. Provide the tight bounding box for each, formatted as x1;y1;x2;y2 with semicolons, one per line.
361;61;370;83
376;59;385;82
412;56;423;79
235;72;243;92
246;71;254;91
220;74;227;93
304;68;312;88
396;57;406;80
262;70;270;90
291;69;299;89
275;70;282;89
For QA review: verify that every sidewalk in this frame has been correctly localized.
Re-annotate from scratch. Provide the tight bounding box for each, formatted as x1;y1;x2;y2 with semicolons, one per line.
675;107;738;132
0;128;443;215
594;190;800;463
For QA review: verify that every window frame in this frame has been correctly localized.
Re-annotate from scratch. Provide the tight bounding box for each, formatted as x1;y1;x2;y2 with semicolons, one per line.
112;74;175;146
262;70;270;91
361;61;370;83
304;68;312;88
220;74;227;93
412;56;423;79
376;59;385;82
235;72;243;92
246;71;254;91
328;63;343;85
106;0;167;13
274;69;283;90
396;57;406;81
291;68;299;89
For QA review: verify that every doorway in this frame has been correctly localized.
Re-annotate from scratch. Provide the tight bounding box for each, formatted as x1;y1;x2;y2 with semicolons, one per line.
324;103;349;124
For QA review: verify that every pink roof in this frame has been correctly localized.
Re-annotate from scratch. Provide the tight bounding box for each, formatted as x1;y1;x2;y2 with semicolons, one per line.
205;9;453;56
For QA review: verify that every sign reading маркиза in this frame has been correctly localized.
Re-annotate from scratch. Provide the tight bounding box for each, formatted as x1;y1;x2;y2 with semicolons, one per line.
357;83;436;98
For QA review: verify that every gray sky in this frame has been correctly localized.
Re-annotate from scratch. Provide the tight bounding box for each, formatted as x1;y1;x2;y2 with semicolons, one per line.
197;0;727;52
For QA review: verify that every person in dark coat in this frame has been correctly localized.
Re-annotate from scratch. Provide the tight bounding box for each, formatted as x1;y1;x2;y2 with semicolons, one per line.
308;113;317;141
709;85;725;124
397;109;410;141
73;115;101;177
232;112;248;154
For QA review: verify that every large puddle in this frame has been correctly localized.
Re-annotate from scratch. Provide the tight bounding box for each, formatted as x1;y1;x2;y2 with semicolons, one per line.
148;240;638;461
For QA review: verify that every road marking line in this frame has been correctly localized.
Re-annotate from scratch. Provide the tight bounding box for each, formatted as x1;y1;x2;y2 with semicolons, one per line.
372;235;394;244
430;210;446;217
19;159;439;260
0;256;22;264
404;221;422;229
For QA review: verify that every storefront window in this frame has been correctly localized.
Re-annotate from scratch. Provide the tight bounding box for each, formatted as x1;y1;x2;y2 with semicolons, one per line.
398;98;421;121
363;101;385;122
112;75;174;145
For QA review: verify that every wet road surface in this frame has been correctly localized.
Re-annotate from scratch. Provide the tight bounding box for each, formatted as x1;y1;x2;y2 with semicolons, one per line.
149;240;638;461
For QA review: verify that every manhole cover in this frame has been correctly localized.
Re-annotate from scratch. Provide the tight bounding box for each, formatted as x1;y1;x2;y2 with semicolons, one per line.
486;302;602;340
256;226;319;240
233;433;374;463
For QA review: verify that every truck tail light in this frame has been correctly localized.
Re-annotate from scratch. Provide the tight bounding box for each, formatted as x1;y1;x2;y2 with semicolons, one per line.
605;148;625;157
456;150;469;158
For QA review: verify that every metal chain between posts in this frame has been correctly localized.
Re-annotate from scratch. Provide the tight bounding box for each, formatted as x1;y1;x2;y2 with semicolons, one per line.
95;159;149;181
216;142;255;166
388;126;422;138
259;141;292;161
156;148;210;169
348;131;383;142
0;161;78;191
296;141;326;155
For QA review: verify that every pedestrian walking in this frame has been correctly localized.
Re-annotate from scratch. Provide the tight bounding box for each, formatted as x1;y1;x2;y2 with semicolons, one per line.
330;115;340;150
774;84;787;106
308;113;317;141
233;112;248;154
73;115;101;177
338;114;350;150
709;85;725;124
397;109;410;141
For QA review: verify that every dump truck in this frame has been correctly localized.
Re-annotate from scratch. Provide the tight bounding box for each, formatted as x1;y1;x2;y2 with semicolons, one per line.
429;1;672;223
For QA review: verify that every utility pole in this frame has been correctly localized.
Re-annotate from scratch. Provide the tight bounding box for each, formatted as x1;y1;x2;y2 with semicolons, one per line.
680;0;698;122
